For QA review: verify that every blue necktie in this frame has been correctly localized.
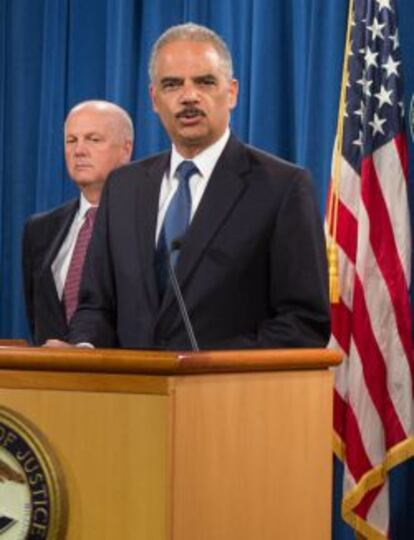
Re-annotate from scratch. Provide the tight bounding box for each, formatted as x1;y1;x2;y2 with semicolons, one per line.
155;160;198;297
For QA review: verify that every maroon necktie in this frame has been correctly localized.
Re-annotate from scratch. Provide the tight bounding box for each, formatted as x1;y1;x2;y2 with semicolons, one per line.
63;207;97;322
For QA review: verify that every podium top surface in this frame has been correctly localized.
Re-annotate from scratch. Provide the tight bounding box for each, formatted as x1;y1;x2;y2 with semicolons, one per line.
0;345;341;375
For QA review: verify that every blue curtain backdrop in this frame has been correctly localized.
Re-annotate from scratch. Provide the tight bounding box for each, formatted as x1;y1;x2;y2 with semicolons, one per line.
1;1;414;537
0;0;352;337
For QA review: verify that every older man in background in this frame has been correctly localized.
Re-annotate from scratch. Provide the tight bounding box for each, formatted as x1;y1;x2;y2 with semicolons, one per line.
22;100;133;345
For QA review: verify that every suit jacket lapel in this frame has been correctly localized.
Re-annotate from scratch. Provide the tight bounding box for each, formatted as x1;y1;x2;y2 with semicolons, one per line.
159;135;251;316
42;199;79;270
136;153;170;310
41;199;79;318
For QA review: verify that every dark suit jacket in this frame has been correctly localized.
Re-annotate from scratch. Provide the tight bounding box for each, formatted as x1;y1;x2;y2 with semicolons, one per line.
69;135;330;349
22;199;79;345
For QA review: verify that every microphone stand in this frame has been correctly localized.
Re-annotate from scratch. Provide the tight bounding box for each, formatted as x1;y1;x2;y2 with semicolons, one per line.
167;241;199;352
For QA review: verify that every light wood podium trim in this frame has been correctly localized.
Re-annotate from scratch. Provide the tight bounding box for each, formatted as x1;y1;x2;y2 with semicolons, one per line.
0;369;170;394
0;339;28;346
0;346;341;374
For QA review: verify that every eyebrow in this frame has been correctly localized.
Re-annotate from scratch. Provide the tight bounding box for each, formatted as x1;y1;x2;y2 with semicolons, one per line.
193;74;217;83
160;73;218;84
66;132;103;139
160;77;182;85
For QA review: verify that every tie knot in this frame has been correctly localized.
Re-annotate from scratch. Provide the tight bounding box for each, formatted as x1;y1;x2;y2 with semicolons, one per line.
176;160;198;183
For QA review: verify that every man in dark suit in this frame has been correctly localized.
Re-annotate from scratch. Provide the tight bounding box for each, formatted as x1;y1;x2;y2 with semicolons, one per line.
23;100;133;345
49;23;330;350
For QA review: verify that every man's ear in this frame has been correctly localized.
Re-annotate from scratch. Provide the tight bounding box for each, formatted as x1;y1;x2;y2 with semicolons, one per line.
122;140;133;163
228;79;239;110
149;84;159;113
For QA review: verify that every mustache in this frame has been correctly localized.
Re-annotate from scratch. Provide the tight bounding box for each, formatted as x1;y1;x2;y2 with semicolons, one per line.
176;107;206;118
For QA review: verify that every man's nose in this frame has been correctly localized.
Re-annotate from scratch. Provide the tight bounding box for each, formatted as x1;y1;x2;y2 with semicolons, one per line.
73;140;88;155
179;81;199;102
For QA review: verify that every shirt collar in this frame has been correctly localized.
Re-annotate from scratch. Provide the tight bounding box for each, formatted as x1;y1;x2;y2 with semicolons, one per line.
169;127;231;181
78;193;98;220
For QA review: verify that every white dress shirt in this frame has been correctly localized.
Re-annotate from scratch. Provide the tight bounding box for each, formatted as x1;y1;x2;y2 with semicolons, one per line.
155;127;231;243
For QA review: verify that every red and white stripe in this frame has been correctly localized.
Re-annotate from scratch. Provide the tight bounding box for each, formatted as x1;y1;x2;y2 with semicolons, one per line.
326;134;414;537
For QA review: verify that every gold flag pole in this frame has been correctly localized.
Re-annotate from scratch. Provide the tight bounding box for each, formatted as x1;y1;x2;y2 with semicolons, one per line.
327;0;355;303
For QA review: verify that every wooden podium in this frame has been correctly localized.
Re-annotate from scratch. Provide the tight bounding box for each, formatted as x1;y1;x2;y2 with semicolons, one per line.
0;346;341;539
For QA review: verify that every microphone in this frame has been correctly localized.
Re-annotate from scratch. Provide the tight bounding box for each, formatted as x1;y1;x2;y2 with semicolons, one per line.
167;239;199;352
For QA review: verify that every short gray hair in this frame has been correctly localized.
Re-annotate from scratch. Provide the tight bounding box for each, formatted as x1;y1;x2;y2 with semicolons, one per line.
65;100;134;142
149;23;234;83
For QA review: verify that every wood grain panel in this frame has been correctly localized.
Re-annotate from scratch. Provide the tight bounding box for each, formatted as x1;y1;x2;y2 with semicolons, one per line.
0;388;168;540
169;371;333;540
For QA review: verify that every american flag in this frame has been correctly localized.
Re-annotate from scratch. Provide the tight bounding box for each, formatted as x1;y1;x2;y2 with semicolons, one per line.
325;0;414;537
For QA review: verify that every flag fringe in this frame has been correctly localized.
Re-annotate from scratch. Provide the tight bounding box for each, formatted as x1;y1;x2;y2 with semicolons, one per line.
334;433;414;539
327;242;340;303
333;429;345;460
346;512;388;540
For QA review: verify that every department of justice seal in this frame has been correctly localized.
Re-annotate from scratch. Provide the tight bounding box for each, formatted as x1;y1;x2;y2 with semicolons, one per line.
0;407;66;539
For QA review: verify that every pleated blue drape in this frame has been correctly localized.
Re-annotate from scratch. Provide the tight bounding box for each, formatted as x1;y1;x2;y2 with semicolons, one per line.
1;1;414;536
0;0;350;338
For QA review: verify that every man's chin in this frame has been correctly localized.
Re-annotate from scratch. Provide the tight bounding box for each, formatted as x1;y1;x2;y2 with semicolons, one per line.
180;132;217;150
72;176;102;188
176;126;211;144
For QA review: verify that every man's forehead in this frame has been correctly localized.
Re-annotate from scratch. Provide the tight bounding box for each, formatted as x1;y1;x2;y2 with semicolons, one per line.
65;111;113;131
154;50;227;84
160;39;218;53
157;41;221;65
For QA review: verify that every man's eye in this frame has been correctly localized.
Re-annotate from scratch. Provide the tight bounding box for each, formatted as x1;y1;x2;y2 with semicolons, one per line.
198;78;216;86
162;80;181;89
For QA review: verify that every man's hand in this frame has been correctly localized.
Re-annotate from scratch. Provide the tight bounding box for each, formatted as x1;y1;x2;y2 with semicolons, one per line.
43;339;94;349
43;339;73;347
